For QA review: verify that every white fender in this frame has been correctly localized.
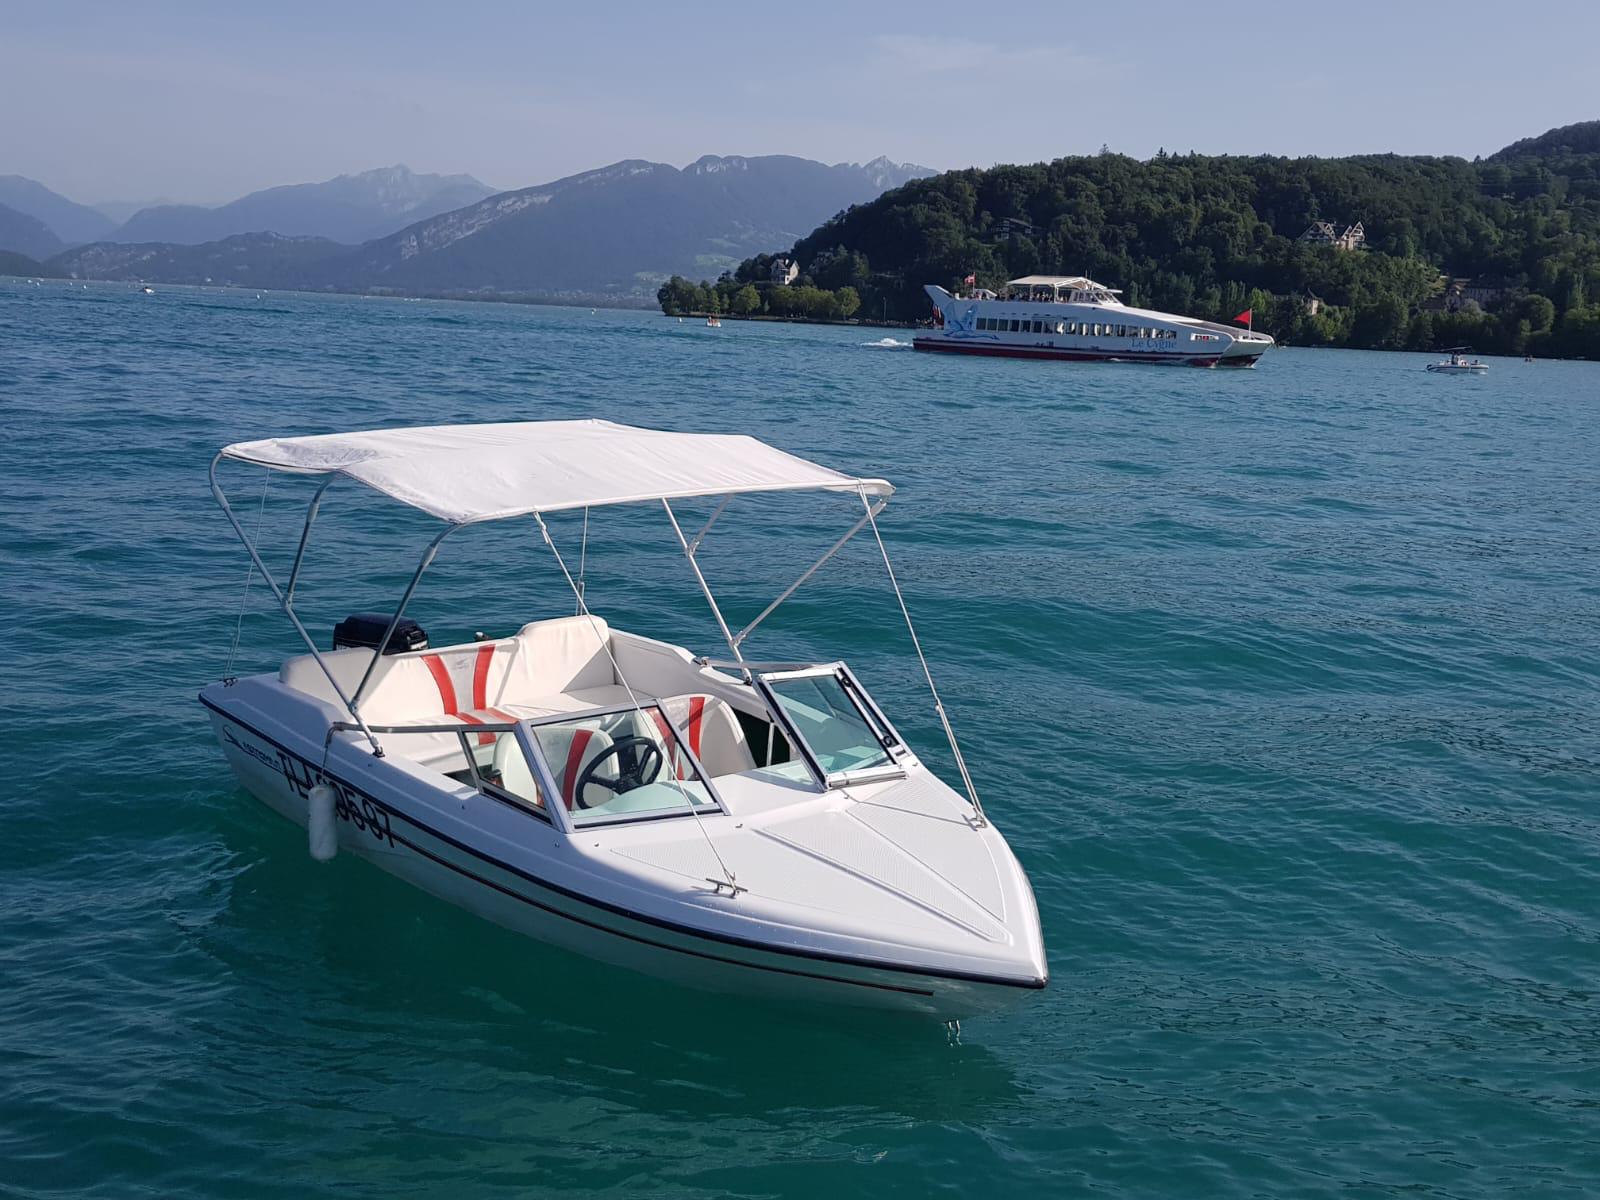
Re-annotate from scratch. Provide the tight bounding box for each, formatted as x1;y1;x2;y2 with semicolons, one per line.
307;783;338;861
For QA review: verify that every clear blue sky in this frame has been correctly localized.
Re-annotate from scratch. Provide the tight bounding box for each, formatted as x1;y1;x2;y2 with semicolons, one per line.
4;0;1595;205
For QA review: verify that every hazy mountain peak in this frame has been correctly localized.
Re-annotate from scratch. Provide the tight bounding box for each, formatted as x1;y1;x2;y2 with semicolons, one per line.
0;200;65;259
109;167;499;246
0;176;116;244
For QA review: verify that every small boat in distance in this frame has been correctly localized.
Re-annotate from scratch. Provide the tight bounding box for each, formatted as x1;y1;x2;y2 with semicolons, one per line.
1426;347;1488;374
140;286;155;295
200;421;1047;1018
705;316;722;328
917;276;1275;367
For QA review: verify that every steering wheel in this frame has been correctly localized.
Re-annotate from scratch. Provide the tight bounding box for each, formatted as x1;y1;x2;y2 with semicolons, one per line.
572;736;664;809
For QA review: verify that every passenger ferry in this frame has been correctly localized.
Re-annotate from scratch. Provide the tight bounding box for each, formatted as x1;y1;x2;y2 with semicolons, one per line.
915;276;1275;368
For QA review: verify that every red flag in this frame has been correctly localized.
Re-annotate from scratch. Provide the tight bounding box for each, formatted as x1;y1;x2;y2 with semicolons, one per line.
1232;309;1253;325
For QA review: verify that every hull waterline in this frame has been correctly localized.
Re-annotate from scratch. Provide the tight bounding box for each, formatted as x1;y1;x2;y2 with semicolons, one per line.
912;336;1262;368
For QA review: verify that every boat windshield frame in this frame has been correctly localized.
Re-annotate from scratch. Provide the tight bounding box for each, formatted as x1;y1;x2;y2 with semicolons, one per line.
749;661;912;790
516;701;731;830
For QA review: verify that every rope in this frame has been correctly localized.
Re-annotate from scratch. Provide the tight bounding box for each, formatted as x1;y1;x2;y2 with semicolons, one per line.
533;511;741;892
224;469;271;680
859;488;988;827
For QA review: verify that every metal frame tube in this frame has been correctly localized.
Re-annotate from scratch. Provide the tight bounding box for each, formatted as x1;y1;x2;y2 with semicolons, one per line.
349;525;456;708
661;499;745;668
284;477;334;608
732;499;885;649
209;454;383;755
687;494;732;557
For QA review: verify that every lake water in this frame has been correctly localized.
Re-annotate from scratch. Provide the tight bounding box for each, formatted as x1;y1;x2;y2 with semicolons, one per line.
2;280;1597;1198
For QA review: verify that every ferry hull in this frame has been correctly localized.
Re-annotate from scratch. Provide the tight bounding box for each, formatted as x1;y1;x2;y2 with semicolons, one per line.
913;336;1255;369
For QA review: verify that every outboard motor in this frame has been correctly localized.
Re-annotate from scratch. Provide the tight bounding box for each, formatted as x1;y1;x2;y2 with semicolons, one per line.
332;612;429;654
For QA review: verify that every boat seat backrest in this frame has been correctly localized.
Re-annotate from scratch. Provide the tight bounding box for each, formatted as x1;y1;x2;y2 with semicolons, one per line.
495;724;616;810
506;615;616;696
278;616;621;726
357;640;525;727
659;693;756;779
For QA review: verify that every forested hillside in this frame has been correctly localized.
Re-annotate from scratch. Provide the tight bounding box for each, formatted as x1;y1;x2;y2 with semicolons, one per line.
669;122;1600;357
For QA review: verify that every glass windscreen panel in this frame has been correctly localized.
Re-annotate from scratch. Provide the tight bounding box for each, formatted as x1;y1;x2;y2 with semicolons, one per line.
526;705;719;828
760;666;902;782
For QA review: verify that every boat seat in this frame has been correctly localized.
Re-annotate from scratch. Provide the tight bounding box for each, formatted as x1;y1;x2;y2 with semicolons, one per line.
278;614;628;730
494;724;616;811
607;693;755;780
666;693;756;778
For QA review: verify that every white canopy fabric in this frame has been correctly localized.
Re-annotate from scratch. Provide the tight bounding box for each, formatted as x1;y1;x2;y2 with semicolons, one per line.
221;420;894;524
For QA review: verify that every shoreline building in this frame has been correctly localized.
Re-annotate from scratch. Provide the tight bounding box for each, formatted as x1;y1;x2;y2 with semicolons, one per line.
1299;221;1366;251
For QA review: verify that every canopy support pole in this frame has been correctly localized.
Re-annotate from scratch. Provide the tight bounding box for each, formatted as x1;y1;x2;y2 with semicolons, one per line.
573;506;589;616
349;526;455;711
285;478;334;609
209;454;383;756
687;495;732;558
858;489;988;827
732;499;885;650
662;499;746;669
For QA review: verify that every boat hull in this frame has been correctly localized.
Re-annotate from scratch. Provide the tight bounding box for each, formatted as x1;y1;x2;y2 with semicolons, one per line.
205;698;1043;1018
913;335;1258;369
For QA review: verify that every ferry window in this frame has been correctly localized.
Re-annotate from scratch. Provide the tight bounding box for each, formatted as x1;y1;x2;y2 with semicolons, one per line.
1032;320;1043;334
1092;323;1101;336
977;317;988;330
1067;321;1078;334
1055;321;1065;334
1010;319;1020;332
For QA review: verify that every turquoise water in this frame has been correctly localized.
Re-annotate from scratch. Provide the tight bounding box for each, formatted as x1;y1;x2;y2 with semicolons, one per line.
2;280;1597;1198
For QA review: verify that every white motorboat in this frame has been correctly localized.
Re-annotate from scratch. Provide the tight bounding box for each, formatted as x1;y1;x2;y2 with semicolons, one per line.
1425;347;1488;374
917;276;1276;368
201;421;1047;1018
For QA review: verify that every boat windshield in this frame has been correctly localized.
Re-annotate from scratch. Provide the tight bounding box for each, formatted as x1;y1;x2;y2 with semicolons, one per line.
756;665;906;785
526;705;720;828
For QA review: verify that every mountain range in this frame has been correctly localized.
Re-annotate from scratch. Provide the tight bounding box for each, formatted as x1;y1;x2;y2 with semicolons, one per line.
109;166;497;245
0;175;117;243
2;155;931;300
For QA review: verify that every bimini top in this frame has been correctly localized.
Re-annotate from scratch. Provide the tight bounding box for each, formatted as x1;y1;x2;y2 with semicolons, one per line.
219;419;894;524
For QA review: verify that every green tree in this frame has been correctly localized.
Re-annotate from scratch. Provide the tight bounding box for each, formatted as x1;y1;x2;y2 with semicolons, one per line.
731;284;761;315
